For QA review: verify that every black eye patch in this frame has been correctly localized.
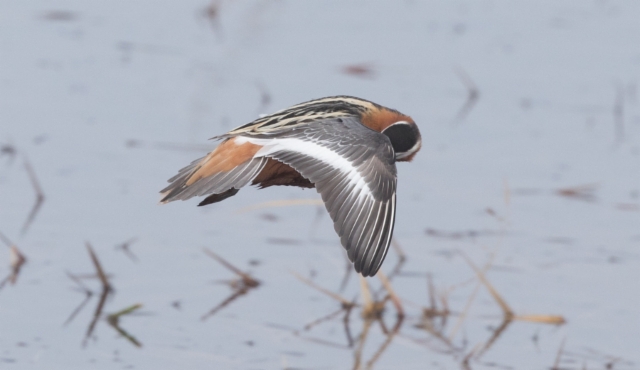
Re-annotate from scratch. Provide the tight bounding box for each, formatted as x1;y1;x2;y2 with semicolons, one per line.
382;123;418;153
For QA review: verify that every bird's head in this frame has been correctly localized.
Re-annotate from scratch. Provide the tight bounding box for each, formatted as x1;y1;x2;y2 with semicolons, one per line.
381;120;422;162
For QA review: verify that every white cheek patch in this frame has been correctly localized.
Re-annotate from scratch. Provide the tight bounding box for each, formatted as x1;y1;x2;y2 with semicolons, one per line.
236;136;373;197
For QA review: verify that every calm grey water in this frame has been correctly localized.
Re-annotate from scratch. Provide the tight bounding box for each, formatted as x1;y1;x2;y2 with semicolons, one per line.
1;1;639;369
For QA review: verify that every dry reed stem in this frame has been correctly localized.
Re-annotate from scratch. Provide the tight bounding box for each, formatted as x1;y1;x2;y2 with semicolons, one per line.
343;305;356;347
292;333;350;349
201;287;251;321
461;253;514;318
377;271;404;317
447;193;510;341
8;246;26;284
551;337;567;370
83;288;109;347
359;276;373;312
342;63;376;79
86;243;112;292
427;274;436;309
203;0;222;36
448;282;481;342
21;156;45;234
255;81;271;114
63;272;93;326
0;231;13;248
0;231;27;288
453;66;480;124
0;141;16;163
352;319;372;370
107;304;143;347
364;315;404;370
461;344;481;370
201;249;260;320
477;317;513;357
339;254;353;292
203;248;256;283
359;276;386;323
461;252;565;358
390;238;406;261
302;307;345;331
291;271;353;308
82;243;113;347
555;183;599;202
417;276;453;350
115;237;139;262
515;314;565;325
291;303;355;348
448;254;497;341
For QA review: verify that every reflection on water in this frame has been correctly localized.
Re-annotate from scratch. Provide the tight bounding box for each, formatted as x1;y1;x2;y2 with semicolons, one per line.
280;238;567;369
200;248;261;321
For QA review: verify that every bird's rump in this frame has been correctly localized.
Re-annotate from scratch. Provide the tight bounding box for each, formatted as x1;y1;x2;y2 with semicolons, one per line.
159;139;267;204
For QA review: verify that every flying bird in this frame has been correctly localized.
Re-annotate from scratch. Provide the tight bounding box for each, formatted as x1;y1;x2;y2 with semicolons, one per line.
160;96;421;276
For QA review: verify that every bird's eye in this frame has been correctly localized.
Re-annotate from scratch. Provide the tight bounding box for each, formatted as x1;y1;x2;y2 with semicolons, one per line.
382;122;418;154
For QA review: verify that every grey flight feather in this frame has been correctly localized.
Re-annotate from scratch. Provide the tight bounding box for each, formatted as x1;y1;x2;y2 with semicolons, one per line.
254;117;398;276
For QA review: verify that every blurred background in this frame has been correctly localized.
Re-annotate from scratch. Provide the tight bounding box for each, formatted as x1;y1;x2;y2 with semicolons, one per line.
1;1;639;369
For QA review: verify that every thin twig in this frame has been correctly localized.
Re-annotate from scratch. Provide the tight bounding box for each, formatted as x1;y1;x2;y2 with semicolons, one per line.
551;337;567;370
255;81;271;114
86;243;112;291
461;253;513;318
302;307;346;331
364;315;404;370
82;244;113;347
475;316;513;358
353;319;373;370
452;66;480;124
115;237;139;263
0;231;13;248
106;304;143;347
0;232;27;290
203;248;257;284
63;272;93;326
201;287;251;321
515;314;565;325
291;271;354;308
21;156;45;234
448;260;493;341
377;271;404;317
201;249;260;320
339;253;353;292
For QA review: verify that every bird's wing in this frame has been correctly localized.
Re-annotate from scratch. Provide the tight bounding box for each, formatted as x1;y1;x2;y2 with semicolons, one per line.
160;156;267;204
240;117;397;276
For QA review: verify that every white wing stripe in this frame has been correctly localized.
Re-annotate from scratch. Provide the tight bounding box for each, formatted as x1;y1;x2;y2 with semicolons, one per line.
353;198;377;262
236;136;372;197
368;201;388;266
375;195;395;272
